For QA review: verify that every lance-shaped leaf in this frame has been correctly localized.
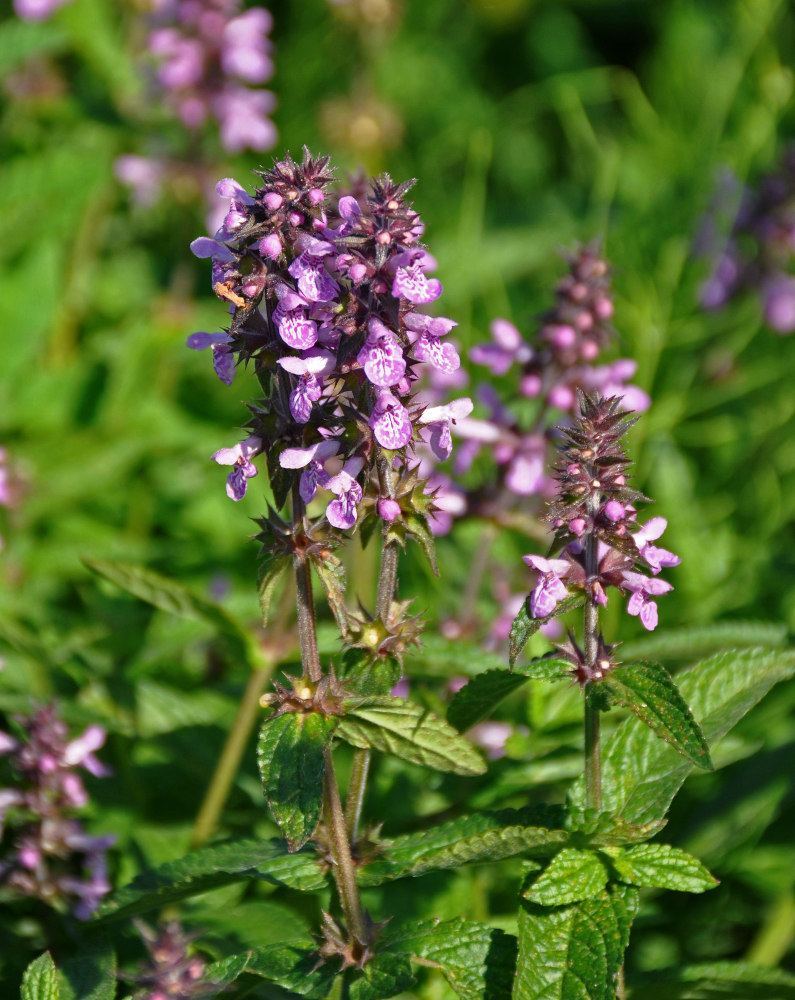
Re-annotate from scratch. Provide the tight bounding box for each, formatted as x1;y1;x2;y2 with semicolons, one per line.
258;552;290;628
611;843;718;893
404;513;438;575
522;847;609;906
82;558;266;669
383;918;517;1000
207;942;337;998
337;696;485;775
569;647;795;826
448;658;572;732
620;621;788;662
310;548;349;635
358;808;568;886
516;883;638;1000
603;661;712;769
257;712;337;851
626;961;795;999
93;839;325;922
57;939;116;1000
509;595;585;667
21;953;59;1000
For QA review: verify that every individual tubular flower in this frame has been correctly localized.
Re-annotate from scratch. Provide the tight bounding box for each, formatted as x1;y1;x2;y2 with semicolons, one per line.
212;436;262;501
522;555;571;618
186;332;236;385
0;705;113;918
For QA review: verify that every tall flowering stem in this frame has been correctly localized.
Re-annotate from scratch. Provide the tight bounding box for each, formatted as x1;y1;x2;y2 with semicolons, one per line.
521;391;681;806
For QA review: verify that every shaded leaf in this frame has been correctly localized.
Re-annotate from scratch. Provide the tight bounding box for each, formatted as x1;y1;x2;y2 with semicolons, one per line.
448;658;571;732
509;595;585;667
627;962;795;999
337;697;485;775
612;843;718;893
258;554;290;629
402;634;509;679
383;918;516;1000
570;648;795;826
208;943;336;998
310;549;349;635
21;953;59;1000
348;952;415;1000
94;839;326;922
621;622;788;662
516;883;638;1000
57;939;115;1000
337;650;402;698
603;661;712;769
257;712;337;851
523;847;609;906
404;513;438;575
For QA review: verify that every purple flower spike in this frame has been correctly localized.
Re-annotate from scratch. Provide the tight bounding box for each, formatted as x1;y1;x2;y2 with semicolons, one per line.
622;571;674;630
357;317;406;388
326;458;364;529
633;517;681;574
212;436;262;501
419;397;474;461
371;390;413;450
391;251;442;304
523;555;572;618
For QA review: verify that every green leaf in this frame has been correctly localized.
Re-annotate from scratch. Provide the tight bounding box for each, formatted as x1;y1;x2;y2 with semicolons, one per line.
612;843;718;893
603;661;712;769
57;940;116;1000
627;962;795;999
348;952;416;1000
337;651;402;698
258;554;289;629
93;839;326;922
570;648;795;826
210;943;337;998
401;634;509;679
383;918;516;1000
81;559;265;669
509;595;585;667
257;712;337;852
310;548;349;635
516;883;638;1000
620;621;788;662
337;697;486;775
404;513;438;575
21;953;59;1000
447;658;571;732
523;847;609;906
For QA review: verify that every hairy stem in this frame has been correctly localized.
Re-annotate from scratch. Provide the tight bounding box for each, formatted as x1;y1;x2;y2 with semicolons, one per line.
584;498;602;811
324;748;369;946
293;484;322;683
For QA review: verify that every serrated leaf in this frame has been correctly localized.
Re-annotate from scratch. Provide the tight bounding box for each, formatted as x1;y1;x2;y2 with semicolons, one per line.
82;559;264;669
612;843;718;893
516;883;638;1000
570;648;795;826
404;513;438;574
348;952;416;1000
509;595;585;667
523;847;609;906
57;939;116;1000
258;554;289;628
93;839;325;922
358;805;567;886
211;943;336;998
447;658;571;732
310;549;350;635
383;918;516;1000
627;962;795;999
620;621;788;662
257;713;336;851
603;661;712;769
21;953;59;1000
337;697;485;775
337;650;402;698
566;809;666;847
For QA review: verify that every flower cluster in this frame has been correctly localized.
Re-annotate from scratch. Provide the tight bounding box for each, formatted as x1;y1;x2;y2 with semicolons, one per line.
415;246;649;536
189;148;470;533
12;0;71;21
0;705;114;918
148;0;277;154
698;148;795;334
126;921;217;1000
524;392;680;632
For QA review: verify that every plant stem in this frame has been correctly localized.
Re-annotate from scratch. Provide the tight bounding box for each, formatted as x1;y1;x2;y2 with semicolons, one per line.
191;665;273;849
584;498;602;811
344;747;370;844
293;484;322;684
324;748;369;946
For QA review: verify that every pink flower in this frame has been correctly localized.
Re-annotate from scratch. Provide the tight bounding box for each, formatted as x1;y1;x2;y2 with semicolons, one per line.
326;458;364;529
470;318;533;375
357;317;406;388
419;398;474;461
522;555;571;618
278;440;339;503
186;332;235;385
391;250;442;304
621;571;674;630
212;436;262;501
277;350;336;423
632;517;681;574
371;390;413;450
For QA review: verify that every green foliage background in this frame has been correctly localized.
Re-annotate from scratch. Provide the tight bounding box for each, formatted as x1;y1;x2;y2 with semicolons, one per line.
1;0;795;993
